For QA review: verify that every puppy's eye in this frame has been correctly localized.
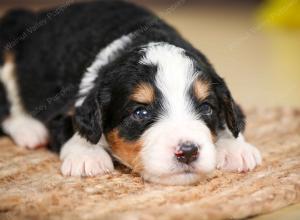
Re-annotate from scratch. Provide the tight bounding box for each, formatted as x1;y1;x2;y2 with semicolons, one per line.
199;103;213;115
132;107;151;121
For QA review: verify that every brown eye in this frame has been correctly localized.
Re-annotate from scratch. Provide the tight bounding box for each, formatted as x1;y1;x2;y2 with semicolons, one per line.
132;107;151;121
199;103;213;115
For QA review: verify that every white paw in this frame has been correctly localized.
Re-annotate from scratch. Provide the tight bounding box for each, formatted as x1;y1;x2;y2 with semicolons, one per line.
216;138;262;172
61;147;114;177
2;115;49;149
60;133;114;177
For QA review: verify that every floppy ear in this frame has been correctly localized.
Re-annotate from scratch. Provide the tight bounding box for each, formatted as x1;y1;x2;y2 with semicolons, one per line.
216;82;245;138
74;92;102;144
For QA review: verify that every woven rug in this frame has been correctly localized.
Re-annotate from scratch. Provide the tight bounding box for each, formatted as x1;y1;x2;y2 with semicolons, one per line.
0;108;299;220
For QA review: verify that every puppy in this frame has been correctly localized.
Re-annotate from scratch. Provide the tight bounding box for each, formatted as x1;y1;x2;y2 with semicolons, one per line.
0;0;261;185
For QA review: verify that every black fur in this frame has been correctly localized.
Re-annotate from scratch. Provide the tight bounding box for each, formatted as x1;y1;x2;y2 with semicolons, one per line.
74;89;103;144
47;114;74;153
99;61;161;142
0;81;9;125
213;75;245;137
0;9;36;56
0;0;245;151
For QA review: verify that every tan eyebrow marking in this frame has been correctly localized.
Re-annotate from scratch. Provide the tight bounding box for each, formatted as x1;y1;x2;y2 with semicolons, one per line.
4;51;15;63
130;82;155;104
193;79;210;100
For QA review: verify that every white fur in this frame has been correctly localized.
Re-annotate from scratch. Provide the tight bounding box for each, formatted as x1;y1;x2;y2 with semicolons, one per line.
60;133;114;176
0;59;23;115
141;43;197;119
0;58;48;149
141;119;216;185
216;129;262;172
75;33;133;107
139;43;216;185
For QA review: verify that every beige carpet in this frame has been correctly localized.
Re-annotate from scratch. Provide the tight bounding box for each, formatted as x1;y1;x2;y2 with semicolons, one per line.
0;108;299;220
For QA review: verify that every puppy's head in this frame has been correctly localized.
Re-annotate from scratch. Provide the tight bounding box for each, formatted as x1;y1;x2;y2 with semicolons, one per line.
75;43;245;185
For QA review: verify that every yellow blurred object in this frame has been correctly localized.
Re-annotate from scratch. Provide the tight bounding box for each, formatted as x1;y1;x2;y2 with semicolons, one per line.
257;0;300;29
257;0;300;107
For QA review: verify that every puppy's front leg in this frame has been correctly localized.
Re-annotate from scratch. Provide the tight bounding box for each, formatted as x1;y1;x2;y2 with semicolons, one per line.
216;128;262;172
60;132;114;176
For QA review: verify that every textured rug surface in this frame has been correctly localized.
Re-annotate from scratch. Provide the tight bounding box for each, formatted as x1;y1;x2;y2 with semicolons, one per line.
0;108;299;220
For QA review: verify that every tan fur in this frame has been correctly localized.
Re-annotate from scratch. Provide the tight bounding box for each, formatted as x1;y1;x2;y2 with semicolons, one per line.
211;133;217;143
4;51;15;64
194;79;210;101
130;82;155;104
66;107;75;116
106;129;143;172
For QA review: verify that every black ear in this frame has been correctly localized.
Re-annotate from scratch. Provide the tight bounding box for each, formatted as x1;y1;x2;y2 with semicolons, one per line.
74;92;102;144
216;82;245;138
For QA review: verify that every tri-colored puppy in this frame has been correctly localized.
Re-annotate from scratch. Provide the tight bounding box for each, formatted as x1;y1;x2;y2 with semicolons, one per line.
0;0;261;185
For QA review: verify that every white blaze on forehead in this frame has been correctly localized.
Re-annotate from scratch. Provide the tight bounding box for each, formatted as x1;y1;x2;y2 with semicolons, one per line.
140;42;197;120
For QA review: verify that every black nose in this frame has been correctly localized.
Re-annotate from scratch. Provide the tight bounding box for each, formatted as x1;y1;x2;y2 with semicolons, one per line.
175;143;199;164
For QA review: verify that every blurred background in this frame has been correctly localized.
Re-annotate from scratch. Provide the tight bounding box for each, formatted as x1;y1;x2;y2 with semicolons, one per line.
0;0;299;108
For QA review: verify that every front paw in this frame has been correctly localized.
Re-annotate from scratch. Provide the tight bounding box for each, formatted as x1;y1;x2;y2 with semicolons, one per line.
216;138;262;172
61;147;114;177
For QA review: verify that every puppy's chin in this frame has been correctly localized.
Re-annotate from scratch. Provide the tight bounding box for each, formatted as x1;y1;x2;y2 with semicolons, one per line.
142;172;206;185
